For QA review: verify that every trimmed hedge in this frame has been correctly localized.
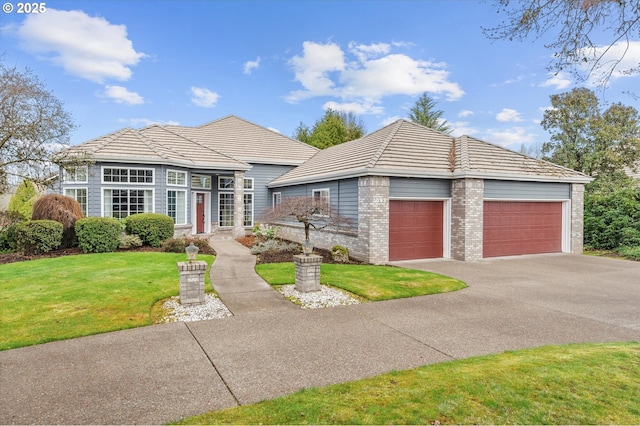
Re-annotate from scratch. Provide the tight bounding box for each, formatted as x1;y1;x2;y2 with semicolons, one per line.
76;217;122;253
125;213;174;247
15;220;63;255
161;236;216;255
585;188;640;249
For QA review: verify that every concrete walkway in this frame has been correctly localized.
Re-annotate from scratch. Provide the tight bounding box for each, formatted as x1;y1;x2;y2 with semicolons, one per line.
1;254;638;424
207;237;296;314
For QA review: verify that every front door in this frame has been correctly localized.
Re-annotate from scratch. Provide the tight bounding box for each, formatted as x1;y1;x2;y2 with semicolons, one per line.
196;192;205;233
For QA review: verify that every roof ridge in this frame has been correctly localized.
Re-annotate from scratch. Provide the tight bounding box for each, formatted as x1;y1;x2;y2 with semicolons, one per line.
158;125;249;166
456;135;470;171
134;128;181;161
366;119;404;169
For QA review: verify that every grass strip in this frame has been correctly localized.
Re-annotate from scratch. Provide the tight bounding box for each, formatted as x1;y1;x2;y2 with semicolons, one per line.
256;263;466;301
0;252;214;350
176;341;640;425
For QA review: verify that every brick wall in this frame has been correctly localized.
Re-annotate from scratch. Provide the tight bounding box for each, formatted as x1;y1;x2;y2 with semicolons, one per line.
570;183;585;254
450;178;484;261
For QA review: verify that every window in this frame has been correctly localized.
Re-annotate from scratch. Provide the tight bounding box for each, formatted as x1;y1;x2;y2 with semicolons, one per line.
272;192;282;208
167;170;186;186
103;167;153;184
65;188;87;215
219;193;234;227
63;166;88;183
244;193;253;227
312;189;330;212
167;190;186;224
244;178;253;190
103;189;153;219
218;177;234;190
191;174;211;189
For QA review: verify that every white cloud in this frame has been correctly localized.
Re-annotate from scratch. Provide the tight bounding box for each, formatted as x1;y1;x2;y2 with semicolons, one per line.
243;57;261;75
540;71;573;90
323;100;384;115
381;116;403;127
190;87;220;108
104;85;144;105
16;9;145;83
485;127;536;147
458;109;474;118
287;41;464;112
579;40;640;85
450;121;479;137
496;108;523;122
118;118;180;127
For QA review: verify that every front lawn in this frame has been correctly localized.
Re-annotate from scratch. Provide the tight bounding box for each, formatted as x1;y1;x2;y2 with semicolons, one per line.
176;342;640;425
0;252;214;350
255;263;466;301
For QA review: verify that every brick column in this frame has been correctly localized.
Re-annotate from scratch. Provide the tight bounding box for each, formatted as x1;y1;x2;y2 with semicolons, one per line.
358;176;389;265
294;254;322;292
177;261;207;306
570;183;585;254
450;178;484;261
233;170;245;238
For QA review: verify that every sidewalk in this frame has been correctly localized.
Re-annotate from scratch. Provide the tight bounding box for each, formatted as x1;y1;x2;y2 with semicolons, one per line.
207;237;296;314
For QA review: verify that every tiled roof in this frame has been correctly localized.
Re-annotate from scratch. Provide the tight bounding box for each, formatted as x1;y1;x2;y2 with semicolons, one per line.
166;116;318;165
269;119;591;186
64;115;318;168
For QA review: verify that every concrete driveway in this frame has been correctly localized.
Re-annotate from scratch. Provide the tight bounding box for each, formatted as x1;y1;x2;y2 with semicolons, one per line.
392;253;640;332
1;254;638;424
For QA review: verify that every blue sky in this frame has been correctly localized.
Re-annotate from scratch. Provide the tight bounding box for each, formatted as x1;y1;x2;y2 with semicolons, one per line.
1;0;639;151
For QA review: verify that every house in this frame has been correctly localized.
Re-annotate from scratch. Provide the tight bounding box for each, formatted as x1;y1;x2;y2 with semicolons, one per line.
58;116;591;264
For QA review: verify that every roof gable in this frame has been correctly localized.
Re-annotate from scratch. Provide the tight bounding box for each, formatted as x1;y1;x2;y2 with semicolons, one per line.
269;119;591;186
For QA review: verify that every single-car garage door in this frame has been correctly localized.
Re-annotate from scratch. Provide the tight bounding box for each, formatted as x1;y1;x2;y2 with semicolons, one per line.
483;201;562;258
389;200;443;261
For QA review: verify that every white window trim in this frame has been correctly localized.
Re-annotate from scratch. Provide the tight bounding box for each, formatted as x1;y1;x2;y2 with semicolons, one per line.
191;174;212;189
312;188;330;215
218;176;235;190
167;189;188;225
244;177;254;190
166;169;187;187
64;187;88;215
62;166;88;184
101;187;155;218
101;166;155;185
272;192;282;208
218;192;235;227
244;192;254;227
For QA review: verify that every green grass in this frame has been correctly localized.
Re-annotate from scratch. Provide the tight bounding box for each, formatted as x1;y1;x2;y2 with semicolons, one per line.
0;252;214;350
585;246;640;261
176;342;640;425
617;246;640;260
255;263;466;301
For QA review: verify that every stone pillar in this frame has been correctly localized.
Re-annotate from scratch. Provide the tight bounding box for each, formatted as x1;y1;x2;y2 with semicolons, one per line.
233;170;246;238
450;178;484;261
570;183;585;254
294;254;322;292
358;176;390;265
177;261;207;306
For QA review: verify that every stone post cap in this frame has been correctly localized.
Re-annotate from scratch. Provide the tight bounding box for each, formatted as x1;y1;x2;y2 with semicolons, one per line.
177;261;208;271
293;254;323;263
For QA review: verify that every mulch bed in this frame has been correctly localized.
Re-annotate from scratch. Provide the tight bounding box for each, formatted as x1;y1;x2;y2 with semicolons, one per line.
238;235;364;265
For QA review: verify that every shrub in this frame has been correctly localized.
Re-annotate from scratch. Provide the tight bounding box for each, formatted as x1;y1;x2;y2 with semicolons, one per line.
161;236;216;255
8;180;38;220
331;245;350;263
125;213;174;248
0;210;25;251
617;246;640;261
252;223;280;240
250;239;299;255
119;234;143;250
31;194;83;248
15;220;63;255
76;217;121;253
584;188;640;249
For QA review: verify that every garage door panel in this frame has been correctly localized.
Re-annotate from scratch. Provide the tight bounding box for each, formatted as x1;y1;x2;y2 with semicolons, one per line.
483;201;562;258
389;200;444;261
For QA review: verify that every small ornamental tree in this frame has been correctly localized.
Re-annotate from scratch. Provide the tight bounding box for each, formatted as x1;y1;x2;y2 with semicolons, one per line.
260;195;352;246
8;179;38;220
31;194;83;248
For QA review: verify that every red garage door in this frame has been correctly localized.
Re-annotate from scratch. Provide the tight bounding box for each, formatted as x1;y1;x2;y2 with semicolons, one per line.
389;200;443;261
483;201;562;258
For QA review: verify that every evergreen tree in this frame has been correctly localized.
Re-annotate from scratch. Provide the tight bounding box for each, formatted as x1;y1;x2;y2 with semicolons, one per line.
408;93;452;134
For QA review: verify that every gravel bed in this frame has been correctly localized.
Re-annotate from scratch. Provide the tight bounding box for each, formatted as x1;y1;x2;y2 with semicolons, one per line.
158;294;233;323
277;285;362;309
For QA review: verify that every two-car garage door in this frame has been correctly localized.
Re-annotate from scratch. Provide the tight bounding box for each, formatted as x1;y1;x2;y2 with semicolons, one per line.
483;201;563;258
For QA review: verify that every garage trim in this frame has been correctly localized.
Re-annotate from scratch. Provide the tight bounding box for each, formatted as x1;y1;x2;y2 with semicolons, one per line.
484;198;571;255
389;197;451;259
